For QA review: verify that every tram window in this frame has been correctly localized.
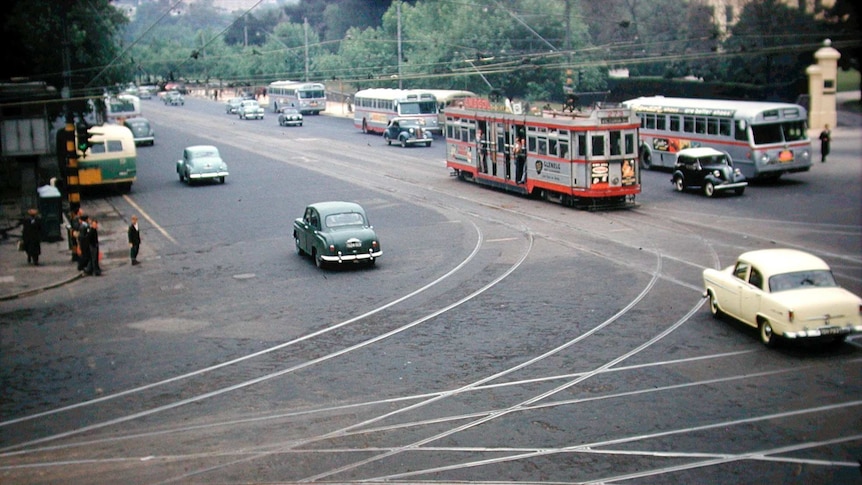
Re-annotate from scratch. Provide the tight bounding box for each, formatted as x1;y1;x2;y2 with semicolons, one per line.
459;126;470;142
591;134;605;156
625;133;635;155
548;138;558;157
469;127;476;143
107;140;124;153
527;136;537;152
719;119;731;136
537;138;547;155
577;134;587;157
683;116;695;133
656;115;666;130
609;131;622;156
670;115;681;132
559;139;569;159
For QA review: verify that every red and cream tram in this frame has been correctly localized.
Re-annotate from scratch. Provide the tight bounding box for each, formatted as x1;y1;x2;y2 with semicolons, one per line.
445;99;641;209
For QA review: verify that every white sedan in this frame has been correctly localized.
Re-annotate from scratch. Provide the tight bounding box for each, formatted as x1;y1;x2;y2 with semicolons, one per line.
703;249;862;347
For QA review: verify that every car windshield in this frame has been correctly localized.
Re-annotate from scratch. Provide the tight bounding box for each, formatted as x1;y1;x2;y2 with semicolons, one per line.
768;270;838;292
325;212;365;228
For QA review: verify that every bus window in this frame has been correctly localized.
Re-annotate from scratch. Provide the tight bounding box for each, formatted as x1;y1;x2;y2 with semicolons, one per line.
719;119;731;136
783;121;808;141
708;118;719;135
108;140;124;152
696;117;707;134
645;114;656;130
656;115;666;131
751;124;783;144
683;116;694;133
670;115;681;132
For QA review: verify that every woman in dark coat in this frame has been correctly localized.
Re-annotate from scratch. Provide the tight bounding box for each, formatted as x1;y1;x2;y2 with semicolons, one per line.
22;208;42;265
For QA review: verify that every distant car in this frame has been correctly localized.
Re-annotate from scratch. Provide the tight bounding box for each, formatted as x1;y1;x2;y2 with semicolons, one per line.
237;100;264;120
225;97;243;114
293;201;382;268
703;248;862;347
176;145;229;185
671;147;747;197
278;107;303;127
383;117;433;147
163;90;184;106
123;117;155;146
136;86;153;100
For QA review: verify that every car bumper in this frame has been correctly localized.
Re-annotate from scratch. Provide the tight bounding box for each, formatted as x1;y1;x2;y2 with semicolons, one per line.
189;171;229;179
714;181;748;191
320;250;382;263
281;120;302;125
782;324;862;339
403;138;433;145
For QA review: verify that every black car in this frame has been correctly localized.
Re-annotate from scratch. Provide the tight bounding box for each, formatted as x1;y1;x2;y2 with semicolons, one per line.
383;117;433;147
671;147;747;197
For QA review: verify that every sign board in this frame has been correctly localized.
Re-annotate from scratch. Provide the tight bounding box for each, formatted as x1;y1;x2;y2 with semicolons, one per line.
1;118;51;156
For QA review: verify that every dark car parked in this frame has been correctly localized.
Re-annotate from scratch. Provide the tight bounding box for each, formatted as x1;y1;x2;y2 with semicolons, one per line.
383;117;433;147
672;147;747;197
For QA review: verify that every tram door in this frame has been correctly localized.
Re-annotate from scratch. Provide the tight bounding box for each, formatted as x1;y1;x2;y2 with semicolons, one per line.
496;122;511;180
476;120;489;174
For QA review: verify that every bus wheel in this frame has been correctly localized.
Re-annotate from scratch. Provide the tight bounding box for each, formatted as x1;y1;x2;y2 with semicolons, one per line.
120;183;132;193
640;149;652;169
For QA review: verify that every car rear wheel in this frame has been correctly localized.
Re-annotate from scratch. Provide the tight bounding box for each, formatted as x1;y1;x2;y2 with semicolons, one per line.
759;319;776;347
673;177;684;192
384;134;392;145
401;137;407;148
704;181;715;197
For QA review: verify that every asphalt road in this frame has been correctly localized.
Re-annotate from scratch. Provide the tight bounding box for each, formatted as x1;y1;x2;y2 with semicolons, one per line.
1;95;860;485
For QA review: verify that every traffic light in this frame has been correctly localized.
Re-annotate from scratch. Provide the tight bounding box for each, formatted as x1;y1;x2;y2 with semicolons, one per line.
76;123;95;155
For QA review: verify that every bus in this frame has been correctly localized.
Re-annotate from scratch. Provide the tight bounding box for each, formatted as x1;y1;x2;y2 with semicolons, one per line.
105;94;141;124
267;80;326;114
445;98;641;209
353;89;440;135
77;124;137;192
622;96;812;180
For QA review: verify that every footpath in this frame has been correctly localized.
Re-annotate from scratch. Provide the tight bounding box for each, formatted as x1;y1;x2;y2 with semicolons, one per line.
0;92;859;301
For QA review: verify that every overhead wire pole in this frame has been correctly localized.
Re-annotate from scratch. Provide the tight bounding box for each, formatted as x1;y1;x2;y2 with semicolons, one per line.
61;2;80;214
397;1;403;89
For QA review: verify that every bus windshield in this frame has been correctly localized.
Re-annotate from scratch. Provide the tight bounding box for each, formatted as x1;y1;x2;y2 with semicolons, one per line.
299;89;325;99
399;101;437;115
751;120;808;145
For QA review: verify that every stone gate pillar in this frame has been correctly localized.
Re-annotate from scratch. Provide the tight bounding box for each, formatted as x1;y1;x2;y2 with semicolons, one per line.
806;39;841;134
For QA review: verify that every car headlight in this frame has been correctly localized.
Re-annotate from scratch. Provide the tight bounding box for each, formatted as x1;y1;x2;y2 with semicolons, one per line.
713;170;721;178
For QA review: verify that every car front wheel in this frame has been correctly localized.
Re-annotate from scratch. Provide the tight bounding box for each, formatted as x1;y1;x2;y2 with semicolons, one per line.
384;134;392;145
673;177;684;192
704;181;715;197
708;292;723;317
313;249;325;269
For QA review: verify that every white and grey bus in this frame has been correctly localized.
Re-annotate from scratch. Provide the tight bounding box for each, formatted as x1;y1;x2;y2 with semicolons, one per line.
622;96;812;179
353;89;440;135
267;80;326;114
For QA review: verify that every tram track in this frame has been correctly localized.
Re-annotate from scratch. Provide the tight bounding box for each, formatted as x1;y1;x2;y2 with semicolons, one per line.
4;103;857;483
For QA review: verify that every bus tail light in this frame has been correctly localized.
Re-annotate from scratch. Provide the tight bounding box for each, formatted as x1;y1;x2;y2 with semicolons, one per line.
788;310;795;323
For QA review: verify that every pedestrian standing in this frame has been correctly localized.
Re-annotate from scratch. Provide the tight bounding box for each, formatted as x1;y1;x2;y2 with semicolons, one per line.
86;219;102;276
819;124;831;163
22;208;42;265
128;215;141;265
76;215;90;272
68;208;83;262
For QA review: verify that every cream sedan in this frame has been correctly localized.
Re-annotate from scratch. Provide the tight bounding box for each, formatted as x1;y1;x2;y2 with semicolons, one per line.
703;249;862;347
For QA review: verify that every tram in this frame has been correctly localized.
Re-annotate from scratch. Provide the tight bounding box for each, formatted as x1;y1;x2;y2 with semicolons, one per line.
444;98;641;209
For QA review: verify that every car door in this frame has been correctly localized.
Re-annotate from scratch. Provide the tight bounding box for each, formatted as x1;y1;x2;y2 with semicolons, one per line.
720;261;749;320
739;266;764;326
299;208;319;254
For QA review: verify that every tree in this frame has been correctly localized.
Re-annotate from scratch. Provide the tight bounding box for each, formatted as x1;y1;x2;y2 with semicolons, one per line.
2;0;128;116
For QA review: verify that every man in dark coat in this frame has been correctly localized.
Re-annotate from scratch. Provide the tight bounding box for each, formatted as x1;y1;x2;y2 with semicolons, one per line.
85;219;101;276
22;208;42;265
76;215;90;272
128;215;141;265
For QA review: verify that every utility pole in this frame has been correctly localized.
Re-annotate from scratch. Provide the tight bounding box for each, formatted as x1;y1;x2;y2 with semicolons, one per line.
304;17;309;82
61;3;79;214
397;1;402;89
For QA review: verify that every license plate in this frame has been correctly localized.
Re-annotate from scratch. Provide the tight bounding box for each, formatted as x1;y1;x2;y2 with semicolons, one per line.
820;327;842;335
778;150;794;163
